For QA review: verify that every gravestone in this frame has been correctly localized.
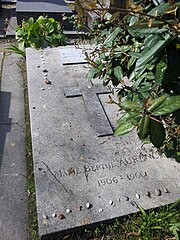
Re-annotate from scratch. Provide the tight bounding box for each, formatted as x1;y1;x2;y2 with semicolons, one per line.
59;47;89;65
26;46;180;239
1;0;16;2
16;0;73;30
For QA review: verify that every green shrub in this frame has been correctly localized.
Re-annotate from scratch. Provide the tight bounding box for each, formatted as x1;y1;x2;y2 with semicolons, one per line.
16;15;66;49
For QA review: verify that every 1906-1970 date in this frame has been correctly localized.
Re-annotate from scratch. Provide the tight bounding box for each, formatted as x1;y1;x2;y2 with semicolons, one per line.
97;171;147;187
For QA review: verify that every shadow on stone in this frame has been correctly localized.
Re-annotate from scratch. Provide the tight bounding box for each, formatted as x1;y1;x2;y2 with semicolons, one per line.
0;91;12;171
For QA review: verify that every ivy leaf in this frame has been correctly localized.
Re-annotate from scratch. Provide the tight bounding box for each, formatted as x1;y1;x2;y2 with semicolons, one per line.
149;119;165;148
114;66;123;80
152;95;180;116
115;122;135;136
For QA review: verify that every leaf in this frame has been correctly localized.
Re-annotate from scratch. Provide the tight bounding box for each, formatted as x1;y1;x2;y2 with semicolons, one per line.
104;27;121;47
149;119;165;148
138;114;150;140
148;93;169;112
118;100;142;111
128;26;167;38
151;95;180;116
138;206;147;217
115;122;135;136
6;45;26;58
135;33;174;72
114;66;123;80
87;67;100;80
117;112;141;125
148;3;170;16
129;0;143;12
154;61;167;85
127;56;136;70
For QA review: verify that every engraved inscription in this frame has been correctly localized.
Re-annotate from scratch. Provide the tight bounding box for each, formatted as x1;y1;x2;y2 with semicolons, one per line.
54;152;149;180
97;171;147;187
98;177;119;186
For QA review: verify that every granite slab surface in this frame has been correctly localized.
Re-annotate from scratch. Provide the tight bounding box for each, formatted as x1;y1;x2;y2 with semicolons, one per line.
16;0;72;13
26;46;180;239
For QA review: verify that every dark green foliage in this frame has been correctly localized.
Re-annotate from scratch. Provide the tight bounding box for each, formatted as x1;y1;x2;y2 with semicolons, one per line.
84;0;180;161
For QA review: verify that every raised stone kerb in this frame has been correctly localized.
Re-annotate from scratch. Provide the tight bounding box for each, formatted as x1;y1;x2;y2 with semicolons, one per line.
64;80;113;137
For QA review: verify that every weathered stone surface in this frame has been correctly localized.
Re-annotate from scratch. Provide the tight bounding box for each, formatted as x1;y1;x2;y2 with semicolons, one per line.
64;78;113;136
16;0;72;13
0;53;28;240
59;47;89;65
26;47;180;239
16;0;73;30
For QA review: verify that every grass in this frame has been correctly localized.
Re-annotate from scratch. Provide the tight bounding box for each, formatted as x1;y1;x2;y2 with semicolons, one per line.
18;54;180;240
20;57;40;240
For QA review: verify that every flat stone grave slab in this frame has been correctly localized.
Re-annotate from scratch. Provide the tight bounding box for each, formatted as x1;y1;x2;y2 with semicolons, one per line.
16;0;73;30
26;46;180;239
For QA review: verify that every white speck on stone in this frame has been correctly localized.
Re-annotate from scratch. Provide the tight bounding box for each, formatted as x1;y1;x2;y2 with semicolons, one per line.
66;208;71;213
109;200;113;205
52;213;56;218
87;85;91;89
135;194;140;199
41;87;45;91
99;208;103;213
42;214;48;219
44;73;48;77
86;203;91;209
48;87;52;90
117;199;121;202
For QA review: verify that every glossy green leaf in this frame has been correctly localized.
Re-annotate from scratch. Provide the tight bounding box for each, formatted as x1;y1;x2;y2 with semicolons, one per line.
154;61;167;85
115;122;135;136
135;33;173;72
148;93;169;112
104;27;121;47
149;119;165;148
128;27;167;38
87;67;100;80
117;112;141;125
114;66;123;80
148;3;170;16
127;57;136;70
119;100;142;111
152;95;180;116
138;114;150;140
